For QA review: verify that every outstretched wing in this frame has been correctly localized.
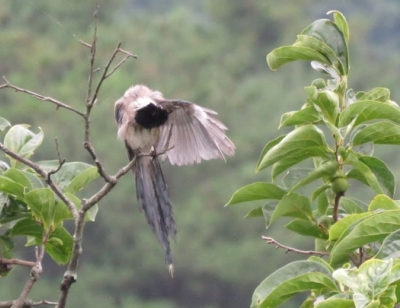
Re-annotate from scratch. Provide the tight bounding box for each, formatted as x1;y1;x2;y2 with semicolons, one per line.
155;99;235;166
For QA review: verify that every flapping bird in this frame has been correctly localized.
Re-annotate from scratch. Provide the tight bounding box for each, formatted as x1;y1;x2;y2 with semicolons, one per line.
114;84;235;274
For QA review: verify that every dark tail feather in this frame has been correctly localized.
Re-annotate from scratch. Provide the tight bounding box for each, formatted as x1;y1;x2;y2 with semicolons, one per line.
135;155;176;272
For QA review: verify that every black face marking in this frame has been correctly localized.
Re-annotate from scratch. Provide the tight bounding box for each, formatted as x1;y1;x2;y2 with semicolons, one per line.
135;103;169;129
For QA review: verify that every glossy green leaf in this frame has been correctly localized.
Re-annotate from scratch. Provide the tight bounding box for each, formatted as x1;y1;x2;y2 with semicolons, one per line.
312;184;330;202
279;106;320;128
25;188;56;232
315;299;354;308
290;160;338;192
339;101;400;127
2;168;32;191
226;182;286;206
308;88;340;124
65;166;99;193
328;10;349;43
44;162;96;192
270;193;313;225
244;207;263;218
352;121;400;146
256;135;285;171
285;219;328;239
271;153;315;180
251;260;338;308
9;217;42;238
0;176;25;197
333;259;392;299
330;210;400;267
345;152;384;194
295;35;340;70
257;124;330;172
300;18;348;75
368;194;398;211
19;170;44;189
357;87;390;102
4;125;43;168
0;117;11;131
358;156;395;198
267;46;330;71
340;198;366;214
329;212;373;241
375;229;400;259
0;235;14;258
45;226;73;264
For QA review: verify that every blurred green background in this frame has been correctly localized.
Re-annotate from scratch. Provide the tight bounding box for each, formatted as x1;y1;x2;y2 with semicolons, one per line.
1;1;400;307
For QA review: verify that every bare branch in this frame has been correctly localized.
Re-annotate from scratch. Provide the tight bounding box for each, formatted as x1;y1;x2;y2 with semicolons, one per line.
0;258;36;268
0;300;57;307
262;236;330;256
0;77;86;118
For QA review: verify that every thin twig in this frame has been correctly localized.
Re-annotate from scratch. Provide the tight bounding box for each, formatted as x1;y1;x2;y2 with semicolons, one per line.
0;77;85;118
0;258;36;268
0;300;57;307
333;192;344;222
262;236;330;256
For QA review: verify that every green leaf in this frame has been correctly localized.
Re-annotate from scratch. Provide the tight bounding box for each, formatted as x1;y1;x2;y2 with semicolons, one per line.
50;162;97;192
64;166;99;193
0;176;25;197
244;207;263;218
328;10;349;43
25;188;56;232
345;152;384;194
351;121;400;146
226;182;286;206
257;124;331;172
9;217;42;238
2;168;32;191
0;235;14;258
45;226;73;264
305;87;339;124
333;259;392;298
357;87;390;102
312;184;330;203
358;156;395;198
340;198;366;214
290;160;338;192
329;212;374;241
19;170;44;189
315;298;354;308
0;117;11;131
330;210;400;267
267;46;331;71
270;193;313;225
295;35;340;70
375;229;400;259
339;101;400;128
251;260;338;308
256;135;285;171
368;194;398;211
300;18;348;75
279;106;321;128
64;192;96;222
4;125;43;168
285;219;328;239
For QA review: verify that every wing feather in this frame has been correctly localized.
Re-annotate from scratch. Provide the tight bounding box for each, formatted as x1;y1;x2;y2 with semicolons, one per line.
156;99;235;166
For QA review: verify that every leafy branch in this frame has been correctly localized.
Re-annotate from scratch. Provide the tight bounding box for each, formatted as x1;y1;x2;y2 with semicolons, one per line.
0;8;137;308
228;10;400;307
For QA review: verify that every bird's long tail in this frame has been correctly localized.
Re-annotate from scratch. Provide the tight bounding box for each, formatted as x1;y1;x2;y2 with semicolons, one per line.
135;154;176;274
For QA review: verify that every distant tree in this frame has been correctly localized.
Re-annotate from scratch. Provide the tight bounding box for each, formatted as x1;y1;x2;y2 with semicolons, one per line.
228;11;400;307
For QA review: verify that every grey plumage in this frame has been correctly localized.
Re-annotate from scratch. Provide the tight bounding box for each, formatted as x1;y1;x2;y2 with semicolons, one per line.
114;84;235;274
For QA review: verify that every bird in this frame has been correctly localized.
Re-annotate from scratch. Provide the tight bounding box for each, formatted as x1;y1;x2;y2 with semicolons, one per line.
114;84;235;275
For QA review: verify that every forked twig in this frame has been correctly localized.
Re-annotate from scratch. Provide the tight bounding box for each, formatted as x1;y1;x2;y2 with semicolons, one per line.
262;236;330;256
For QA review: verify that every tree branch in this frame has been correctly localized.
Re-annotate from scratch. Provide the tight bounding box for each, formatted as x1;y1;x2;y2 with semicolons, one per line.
0;300;57;308
0;142;79;220
262;236;330;256
0;77;86;118
0;258;36;268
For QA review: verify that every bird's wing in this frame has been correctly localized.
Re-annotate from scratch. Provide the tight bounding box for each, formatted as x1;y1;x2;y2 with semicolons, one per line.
155;99;235;166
